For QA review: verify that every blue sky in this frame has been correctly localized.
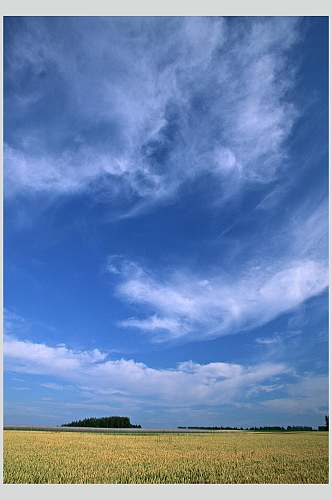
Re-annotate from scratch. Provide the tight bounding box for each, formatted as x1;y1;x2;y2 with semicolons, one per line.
4;16;328;428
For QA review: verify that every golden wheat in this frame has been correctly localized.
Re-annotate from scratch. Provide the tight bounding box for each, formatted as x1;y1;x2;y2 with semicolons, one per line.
3;430;328;484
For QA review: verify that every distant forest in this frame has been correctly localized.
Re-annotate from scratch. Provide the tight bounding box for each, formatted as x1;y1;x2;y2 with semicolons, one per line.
62;416;141;428
178;416;329;432
178;426;316;431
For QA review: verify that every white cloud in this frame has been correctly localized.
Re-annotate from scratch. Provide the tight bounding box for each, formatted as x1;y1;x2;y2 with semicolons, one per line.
40;383;66;391
291;199;328;262
4;336;107;374
5;17;301;214
4;335;289;408
247;383;285;396
107;195;327;343
255;335;282;345
119;316;190;337
7;334;327;421
110;256;327;342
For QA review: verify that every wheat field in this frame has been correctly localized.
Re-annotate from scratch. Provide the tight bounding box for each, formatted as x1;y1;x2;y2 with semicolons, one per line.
4;430;328;484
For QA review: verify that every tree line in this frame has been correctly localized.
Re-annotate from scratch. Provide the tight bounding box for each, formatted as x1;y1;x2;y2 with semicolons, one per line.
178;416;329;432
178;426;315;431
62;416;141;428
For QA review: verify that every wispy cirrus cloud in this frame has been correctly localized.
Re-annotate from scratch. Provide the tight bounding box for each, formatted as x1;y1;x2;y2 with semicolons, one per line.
5;17;301;215
255;335;282;345
120;315;190;336
110;256;327;342
106;190;327;343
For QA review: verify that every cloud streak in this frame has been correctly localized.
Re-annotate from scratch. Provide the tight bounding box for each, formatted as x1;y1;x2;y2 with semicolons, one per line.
109;255;327;342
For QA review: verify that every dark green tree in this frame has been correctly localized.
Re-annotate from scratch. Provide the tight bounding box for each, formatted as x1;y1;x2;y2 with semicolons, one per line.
62;416;141;428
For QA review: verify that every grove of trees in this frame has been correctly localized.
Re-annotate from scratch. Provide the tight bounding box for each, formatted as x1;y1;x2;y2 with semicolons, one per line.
62;416;141;428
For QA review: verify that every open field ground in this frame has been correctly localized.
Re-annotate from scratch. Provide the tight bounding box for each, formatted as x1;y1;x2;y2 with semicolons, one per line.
4;430;328;484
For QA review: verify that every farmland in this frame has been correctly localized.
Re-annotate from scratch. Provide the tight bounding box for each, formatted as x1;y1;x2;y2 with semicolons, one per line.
4;430;328;484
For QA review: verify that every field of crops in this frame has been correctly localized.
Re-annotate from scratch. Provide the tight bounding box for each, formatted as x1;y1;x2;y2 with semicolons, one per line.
4;430;329;484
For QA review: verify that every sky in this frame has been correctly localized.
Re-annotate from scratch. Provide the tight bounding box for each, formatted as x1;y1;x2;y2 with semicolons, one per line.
3;16;329;428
